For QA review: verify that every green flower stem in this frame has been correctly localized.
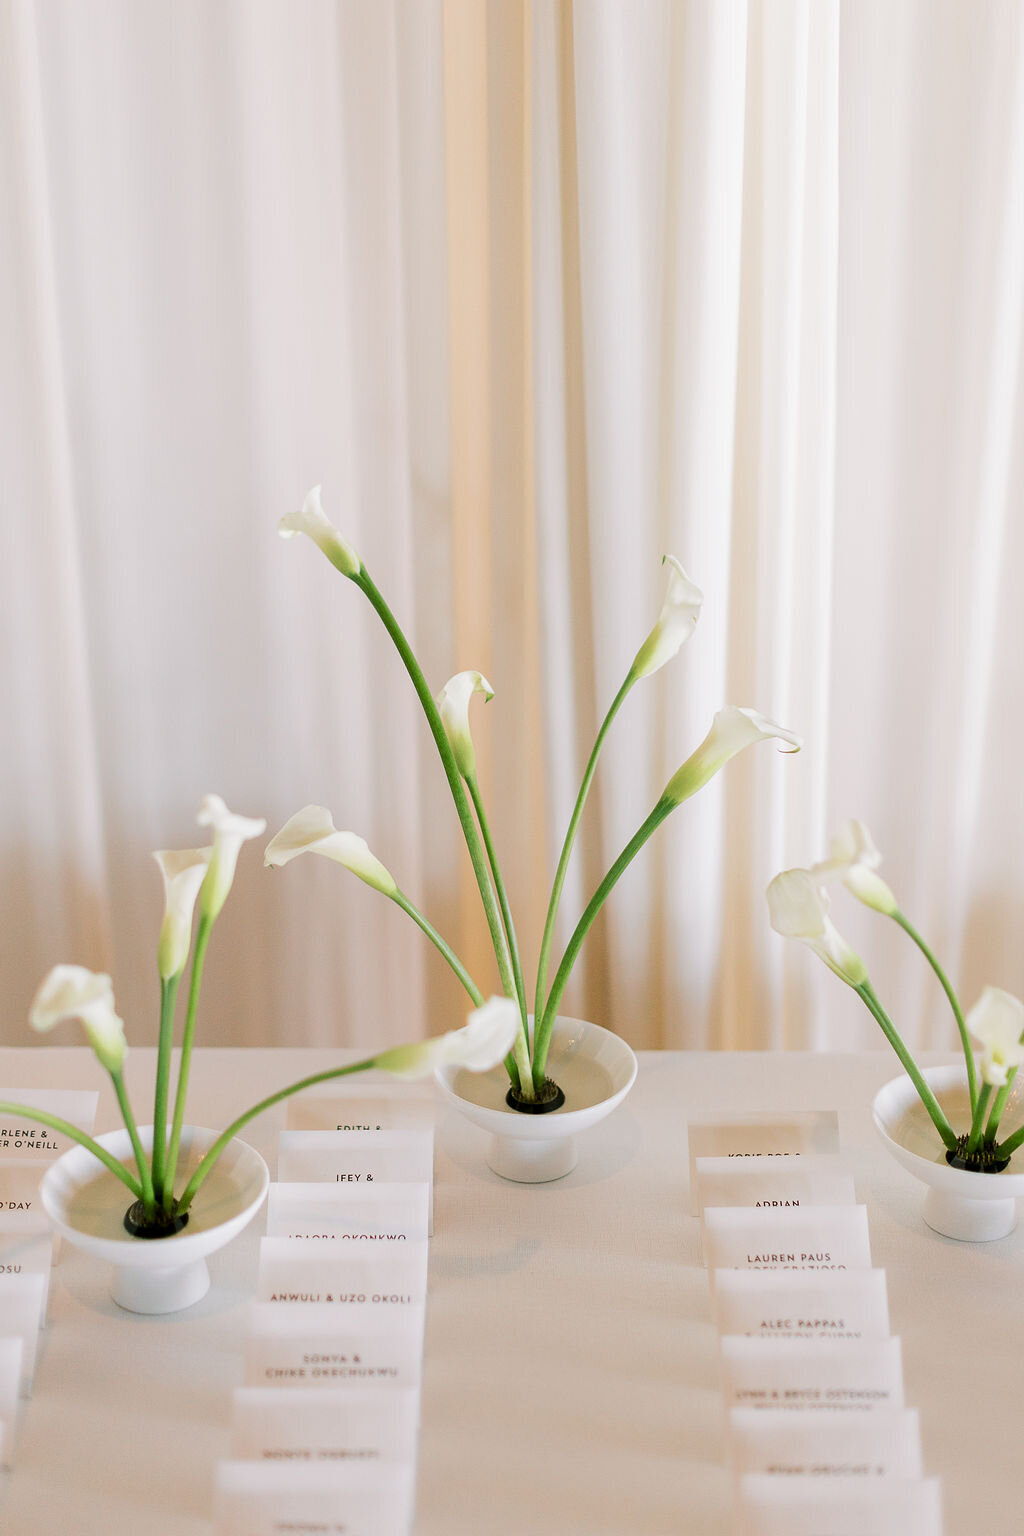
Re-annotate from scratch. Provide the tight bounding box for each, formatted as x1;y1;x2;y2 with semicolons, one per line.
966;1082;994;1154
175;1056;382;1214
390;890;485;1006
151;972;180;1203
533;797;675;1087
857;981;957;1149
110;1070;156;1213
535;672;634;1019
355;571;518;1008
983;1069;1019;1144
0;1102;143;1199
992;1117;1024;1157
163;913;212;1209
890;909;978;1111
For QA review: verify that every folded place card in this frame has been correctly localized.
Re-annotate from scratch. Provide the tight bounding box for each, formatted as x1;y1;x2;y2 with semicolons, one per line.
266;1182;429;1244
0;1336;24;1459
712;1270;891;1342
0;1226;55;1317
0;1162;51;1223
687;1111;840;1214
0;1275;46;1394
214;1459;416;1536
257;1237;429;1310
693;1154;855;1215
244;1302;425;1389
729;1406;923;1478
720;1336;905;1413
703;1206;872;1274
0;1091;98;1160
230;1385;420;1464
737;1473;943;1535
278;1129;434;1235
286;1082;435;1133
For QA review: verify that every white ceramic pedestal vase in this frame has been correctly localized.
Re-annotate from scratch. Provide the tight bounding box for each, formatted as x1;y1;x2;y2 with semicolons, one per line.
873;1066;1024;1241
40;1126;269;1313
435;1016;637;1183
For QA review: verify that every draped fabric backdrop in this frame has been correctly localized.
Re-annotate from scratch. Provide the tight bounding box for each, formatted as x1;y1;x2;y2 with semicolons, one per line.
1;0;1022;1063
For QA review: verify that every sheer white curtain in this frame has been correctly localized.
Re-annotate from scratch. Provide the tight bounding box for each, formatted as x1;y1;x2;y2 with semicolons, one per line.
1;0;1021;1061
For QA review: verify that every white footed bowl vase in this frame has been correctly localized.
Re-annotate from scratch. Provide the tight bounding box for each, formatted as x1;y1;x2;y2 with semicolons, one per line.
41;1126;269;1313
873;1065;1024;1241
436;1016;637;1183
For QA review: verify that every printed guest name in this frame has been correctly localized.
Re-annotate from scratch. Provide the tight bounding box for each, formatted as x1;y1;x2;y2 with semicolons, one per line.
267;1292;414;1304
746;1253;834;1264
758;1318;847;1331
263;1366;399;1380
0;1132;59;1150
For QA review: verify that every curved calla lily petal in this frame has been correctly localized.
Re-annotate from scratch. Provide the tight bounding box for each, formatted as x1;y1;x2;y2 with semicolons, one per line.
631;555;704;679
29;964;128;1072
435;670;494;779
766;868;868;987
372;996;520;1080
154;848;213;979
663;707;801;806
265;805;398;896
278;485;361;578
196;795;267;920
966;986;1024;1087
812;819;897;915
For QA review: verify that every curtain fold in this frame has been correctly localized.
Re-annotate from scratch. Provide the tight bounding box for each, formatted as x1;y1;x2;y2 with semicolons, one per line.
1;0;1021;1059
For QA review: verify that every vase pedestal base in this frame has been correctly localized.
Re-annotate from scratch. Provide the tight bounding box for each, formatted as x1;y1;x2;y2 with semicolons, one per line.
112;1256;211;1314
486;1133;577;1184
922;1187;1016;1243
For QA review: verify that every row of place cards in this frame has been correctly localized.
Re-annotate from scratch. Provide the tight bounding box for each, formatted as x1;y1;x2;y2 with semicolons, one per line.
214;1081;434;1536
687;1111;943;1535
0;1091;99;1465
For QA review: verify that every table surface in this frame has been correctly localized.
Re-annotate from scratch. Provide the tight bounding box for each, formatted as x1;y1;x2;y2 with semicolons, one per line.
0;1045;1016;1536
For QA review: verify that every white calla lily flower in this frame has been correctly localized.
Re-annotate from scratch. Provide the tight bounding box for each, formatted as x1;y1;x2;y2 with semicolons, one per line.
373;996;520;1080
812;819;897;916
29;964;128;1072
196;795;267;920
631;555;704;679
966;987;1024;1087
435;670;494;779
278;485;361;578
154;848;213;979
663;707;801;806
265;805;398;896
766;868;868;987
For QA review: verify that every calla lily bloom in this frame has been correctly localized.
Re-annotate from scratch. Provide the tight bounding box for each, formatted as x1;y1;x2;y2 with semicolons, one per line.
278;485;361;578
154;848;213;979
373;996;520;1080
265;806;398;897
435;670;494;780
663;707;801;806
966;987;1024;1087
196;795;267;921
631;555;704;679
29;964;128;1072
812;820;897;916
766;869;868;987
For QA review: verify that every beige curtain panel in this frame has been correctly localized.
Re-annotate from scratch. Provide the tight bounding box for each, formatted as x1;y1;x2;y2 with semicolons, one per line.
1;0;1022;1060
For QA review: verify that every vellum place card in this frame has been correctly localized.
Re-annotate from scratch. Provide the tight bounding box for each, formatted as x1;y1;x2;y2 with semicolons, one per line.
0;1090;98;1159
0;1336;24;1459
244;1302;425;1389
214;1459;415;1536
694;1154;855;1216
0;1225;55;1317
286;1081;435;1133
266;1182;429;1244
713;1270;891;1342
0;1275;46;1394
687;1111;840;1215
737;1473;943;1535
278;1128;434;1234
230;1385;420;1464
0;1163;50;1223
702;1206;872;1274
720;1336;905;1413
729;1406;922;1479
257;1237;428;1310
